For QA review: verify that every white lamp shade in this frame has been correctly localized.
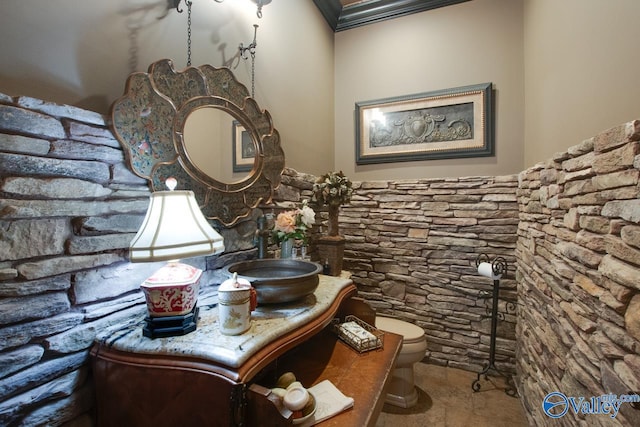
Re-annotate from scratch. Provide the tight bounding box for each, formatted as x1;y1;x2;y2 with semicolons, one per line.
130;190;224;262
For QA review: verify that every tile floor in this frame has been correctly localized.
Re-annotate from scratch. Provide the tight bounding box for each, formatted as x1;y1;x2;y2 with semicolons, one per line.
375;363;529;427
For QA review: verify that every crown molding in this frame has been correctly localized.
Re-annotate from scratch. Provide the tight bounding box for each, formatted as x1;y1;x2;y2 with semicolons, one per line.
313;0;470;32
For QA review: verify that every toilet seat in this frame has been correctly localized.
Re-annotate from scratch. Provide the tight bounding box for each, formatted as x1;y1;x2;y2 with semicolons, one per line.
375;316;425;343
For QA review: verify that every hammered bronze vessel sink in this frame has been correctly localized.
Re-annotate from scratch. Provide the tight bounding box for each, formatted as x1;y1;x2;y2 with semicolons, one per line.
222;259;323;304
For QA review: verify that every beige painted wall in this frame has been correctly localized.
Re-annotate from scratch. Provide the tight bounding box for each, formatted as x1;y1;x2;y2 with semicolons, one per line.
3;1;637;181
334;0;525;181
0;0;335;176
257;0;334;176
523;0;640;168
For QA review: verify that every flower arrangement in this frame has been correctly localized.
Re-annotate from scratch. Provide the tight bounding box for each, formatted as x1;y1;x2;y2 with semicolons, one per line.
311;171;353;207
272;200;316;245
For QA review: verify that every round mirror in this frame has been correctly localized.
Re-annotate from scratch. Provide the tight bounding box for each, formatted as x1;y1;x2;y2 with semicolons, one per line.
183;107;255;183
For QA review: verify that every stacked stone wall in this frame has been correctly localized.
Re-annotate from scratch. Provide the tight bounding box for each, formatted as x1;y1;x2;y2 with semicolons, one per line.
0;94;242;426
334;176;520;373
516;120;640;426
0;94;154;425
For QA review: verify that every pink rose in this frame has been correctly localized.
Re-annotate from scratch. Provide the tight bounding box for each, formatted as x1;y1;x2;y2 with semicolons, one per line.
275;211;296;233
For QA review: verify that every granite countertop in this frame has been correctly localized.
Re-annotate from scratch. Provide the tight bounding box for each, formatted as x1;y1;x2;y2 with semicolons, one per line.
95;274;353;369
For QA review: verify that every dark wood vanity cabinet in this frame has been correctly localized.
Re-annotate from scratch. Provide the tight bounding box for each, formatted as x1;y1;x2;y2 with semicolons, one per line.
91;276;401;427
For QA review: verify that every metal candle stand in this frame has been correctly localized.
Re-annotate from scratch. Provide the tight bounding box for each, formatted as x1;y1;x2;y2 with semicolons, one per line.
471;254;518;397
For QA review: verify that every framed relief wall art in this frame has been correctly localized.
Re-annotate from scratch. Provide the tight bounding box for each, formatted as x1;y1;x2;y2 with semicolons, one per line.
355;82;494;164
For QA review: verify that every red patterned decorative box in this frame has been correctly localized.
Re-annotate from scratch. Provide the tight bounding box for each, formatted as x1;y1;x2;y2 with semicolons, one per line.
140;262;202;317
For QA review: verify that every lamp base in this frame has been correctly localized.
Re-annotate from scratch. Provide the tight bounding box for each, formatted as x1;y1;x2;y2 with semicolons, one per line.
142;307;199;339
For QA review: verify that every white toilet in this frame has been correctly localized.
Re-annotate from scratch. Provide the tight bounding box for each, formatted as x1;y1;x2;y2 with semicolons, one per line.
375;316;428;408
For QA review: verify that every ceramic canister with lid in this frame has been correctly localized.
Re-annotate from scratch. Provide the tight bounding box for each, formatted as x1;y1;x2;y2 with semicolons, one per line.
218;273;257;335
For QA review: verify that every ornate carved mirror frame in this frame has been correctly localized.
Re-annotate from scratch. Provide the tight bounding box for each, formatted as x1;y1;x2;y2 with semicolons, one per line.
111;59;284;227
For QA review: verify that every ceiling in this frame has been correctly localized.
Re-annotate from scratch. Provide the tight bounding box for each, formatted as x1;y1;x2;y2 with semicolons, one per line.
314;0;470;32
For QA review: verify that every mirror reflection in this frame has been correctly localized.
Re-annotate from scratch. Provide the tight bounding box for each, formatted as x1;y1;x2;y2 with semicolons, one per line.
183;107;255;184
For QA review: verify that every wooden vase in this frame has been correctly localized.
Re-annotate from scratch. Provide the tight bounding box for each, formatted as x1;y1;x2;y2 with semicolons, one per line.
317;235;345;276
320;203;344;275
327;204;340;237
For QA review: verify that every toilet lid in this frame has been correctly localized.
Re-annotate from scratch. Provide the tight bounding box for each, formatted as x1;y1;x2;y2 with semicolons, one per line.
375;316;424;342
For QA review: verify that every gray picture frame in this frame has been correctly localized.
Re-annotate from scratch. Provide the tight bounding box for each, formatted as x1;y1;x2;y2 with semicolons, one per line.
232;120;255;173
355;82;494;165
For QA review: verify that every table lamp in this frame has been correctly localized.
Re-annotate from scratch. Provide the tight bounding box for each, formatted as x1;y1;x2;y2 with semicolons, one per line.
130;177;225;338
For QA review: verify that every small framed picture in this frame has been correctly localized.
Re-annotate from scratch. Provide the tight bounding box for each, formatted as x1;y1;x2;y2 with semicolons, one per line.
232;120;255;172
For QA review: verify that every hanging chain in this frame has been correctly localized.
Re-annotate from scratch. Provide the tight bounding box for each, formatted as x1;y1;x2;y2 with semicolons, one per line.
186;0;192;66
127;25;139;74
239;25;259;99
170;0;229;67
250;24;258;98
250;49;256;98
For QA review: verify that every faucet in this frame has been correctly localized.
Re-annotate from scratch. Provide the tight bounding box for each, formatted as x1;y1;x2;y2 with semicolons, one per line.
255;215;270;259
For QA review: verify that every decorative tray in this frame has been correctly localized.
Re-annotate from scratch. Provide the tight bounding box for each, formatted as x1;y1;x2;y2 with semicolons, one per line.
332;315;384;353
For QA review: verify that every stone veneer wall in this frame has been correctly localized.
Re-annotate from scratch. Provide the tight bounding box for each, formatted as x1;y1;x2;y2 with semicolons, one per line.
0;94;152;426
277;171;521;372
0;94;250;426
516;120;640;426
336;176;521;372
